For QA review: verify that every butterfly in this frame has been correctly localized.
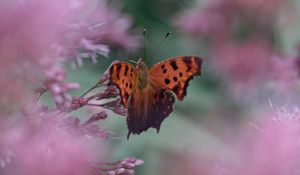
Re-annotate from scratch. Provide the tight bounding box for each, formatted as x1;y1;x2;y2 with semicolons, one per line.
108;56;203;139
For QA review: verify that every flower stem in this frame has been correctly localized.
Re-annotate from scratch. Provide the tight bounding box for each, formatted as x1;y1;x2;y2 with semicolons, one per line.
81;82;103;97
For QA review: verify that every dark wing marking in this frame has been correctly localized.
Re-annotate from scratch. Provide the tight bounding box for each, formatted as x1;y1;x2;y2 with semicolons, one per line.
149;56;203;100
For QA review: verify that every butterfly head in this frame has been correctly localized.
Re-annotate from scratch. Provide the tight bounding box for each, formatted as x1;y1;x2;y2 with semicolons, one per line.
136;58;147;70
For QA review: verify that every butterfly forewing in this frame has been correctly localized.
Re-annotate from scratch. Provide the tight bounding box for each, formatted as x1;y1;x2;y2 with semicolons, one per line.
149;56;203;100
109;61;138;107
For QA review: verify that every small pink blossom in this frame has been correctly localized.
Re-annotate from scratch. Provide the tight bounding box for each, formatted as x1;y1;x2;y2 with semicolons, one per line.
105;157;144;175
70;96;89;111
85;112;108;124
42;66;80;108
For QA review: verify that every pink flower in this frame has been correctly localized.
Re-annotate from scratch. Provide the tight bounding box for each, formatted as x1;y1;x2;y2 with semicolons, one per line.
175;0;284;38
0;0;138;107
0;0;137;62
174;0;296;96
0;1;143;174
161;104;300;175
174;2;231;40
270;55;299;91
83;2;140;52
211;39;273;95
105;157;144;175
226;106;300;175
0;110;105;175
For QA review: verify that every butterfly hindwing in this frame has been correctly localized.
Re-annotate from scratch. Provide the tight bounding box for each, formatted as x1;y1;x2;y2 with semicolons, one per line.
127;84;175;139
149;56;203;100
149;88;175;131
109;61;137;107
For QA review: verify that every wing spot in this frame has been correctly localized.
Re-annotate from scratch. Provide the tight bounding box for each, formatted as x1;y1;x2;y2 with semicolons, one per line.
170;61;178;70
116;64;122;79
165;78;170;85
116;63;122;71
124;65;129;76
179;72;183;77
125;82;128;87
130;73;133;77
173;76;178;82
161;65;165;69
129;83;133;89
163;69;167;74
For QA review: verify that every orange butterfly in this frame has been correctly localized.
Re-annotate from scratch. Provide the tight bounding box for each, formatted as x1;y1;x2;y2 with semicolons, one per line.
109;56;203;139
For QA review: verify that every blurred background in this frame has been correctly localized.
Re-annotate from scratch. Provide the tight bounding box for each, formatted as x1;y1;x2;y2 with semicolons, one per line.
1;0;300;174
64;0;300;174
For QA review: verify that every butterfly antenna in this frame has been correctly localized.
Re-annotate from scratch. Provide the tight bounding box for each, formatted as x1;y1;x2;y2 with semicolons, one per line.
143;29;146;59
150;32;171;59
129;60;138;64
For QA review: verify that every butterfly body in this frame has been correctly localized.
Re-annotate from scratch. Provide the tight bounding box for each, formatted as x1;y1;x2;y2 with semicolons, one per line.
109;56;202;139
136;58;149;90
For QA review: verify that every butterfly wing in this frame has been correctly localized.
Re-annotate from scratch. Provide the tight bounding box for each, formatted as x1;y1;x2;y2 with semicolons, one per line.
110;56;202;139
126;84;175;139
109;61;138;107
149;56;203;100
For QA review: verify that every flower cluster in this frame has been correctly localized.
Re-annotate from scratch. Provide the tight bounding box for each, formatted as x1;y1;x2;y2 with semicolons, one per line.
161;103;300;175
175;0;284;38
0;106;104;175
175;0;298;96
103;157;144;175
221;104;300;175
0;0;142;175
